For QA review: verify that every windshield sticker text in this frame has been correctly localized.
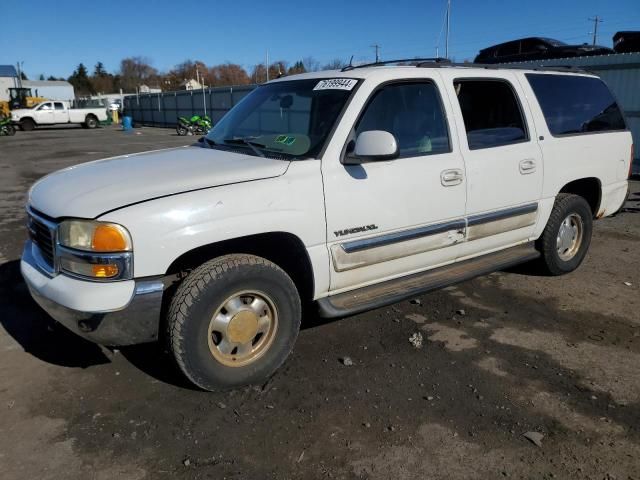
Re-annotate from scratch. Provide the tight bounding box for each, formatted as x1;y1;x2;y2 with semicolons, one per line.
313;79;358;91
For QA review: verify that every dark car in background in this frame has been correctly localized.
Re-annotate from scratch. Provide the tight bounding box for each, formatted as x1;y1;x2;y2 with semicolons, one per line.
613;31;640;53
475;37;614;63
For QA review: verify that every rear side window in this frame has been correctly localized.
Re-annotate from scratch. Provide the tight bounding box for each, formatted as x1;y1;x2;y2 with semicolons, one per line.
355;81;450;158
54;102;64;110
526;74;626;136
454;79;528;150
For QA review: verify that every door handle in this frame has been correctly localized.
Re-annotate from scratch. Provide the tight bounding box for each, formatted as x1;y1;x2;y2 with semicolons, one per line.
519;158;536;174
441;169;464;186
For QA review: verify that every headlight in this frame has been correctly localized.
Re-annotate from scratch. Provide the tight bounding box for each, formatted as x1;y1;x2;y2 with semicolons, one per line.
57;220;133;280
58;220;132;252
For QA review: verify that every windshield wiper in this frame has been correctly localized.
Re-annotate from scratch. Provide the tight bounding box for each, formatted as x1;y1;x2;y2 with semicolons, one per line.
222;137;266;157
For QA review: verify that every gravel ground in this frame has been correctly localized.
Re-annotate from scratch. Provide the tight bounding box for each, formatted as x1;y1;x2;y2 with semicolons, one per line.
0;127;639;480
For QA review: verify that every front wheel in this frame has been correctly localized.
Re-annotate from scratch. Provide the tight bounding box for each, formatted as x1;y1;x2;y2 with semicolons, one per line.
535;193;593;275
21;118;35;131
176;125;188;136
1;124;15;136
168;254;301;391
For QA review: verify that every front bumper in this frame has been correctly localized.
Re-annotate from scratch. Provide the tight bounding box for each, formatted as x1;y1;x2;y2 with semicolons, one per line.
21;240;164;346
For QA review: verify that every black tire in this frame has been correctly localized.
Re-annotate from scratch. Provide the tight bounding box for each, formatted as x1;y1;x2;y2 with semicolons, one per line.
535;193;593;276
6;124;15;136
168;254;301;391
176;125;188;136
21;118;35;131
85;115;98;129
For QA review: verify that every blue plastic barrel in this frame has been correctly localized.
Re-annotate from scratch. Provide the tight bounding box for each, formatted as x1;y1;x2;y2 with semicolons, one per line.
123;116;133;131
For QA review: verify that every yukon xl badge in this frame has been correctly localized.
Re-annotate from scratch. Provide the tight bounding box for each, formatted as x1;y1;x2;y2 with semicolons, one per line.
334;224;378;237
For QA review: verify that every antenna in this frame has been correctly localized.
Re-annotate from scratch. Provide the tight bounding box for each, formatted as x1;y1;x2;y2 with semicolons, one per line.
370;44;381;63
445;0;451;59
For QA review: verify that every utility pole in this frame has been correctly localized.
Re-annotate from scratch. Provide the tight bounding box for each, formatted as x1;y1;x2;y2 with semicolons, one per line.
589;15;603;45
16;61;24;88
371;44;381;63
445;0;451;59
265;50;270;83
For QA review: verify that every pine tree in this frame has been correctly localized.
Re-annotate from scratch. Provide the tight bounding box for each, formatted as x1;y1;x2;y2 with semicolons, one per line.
69;63;95;95
94;61;107;77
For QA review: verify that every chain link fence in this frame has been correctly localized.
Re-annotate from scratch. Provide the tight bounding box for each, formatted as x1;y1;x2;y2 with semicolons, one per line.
123;85;257;128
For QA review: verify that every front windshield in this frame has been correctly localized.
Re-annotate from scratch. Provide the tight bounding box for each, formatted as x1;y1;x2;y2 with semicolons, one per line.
206;78;358;159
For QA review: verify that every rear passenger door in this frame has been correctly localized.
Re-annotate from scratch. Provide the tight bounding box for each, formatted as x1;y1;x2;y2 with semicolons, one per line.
53;102;67;123
442;72;543;259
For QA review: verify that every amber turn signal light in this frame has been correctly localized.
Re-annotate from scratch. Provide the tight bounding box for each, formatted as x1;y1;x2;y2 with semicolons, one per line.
92;225;129;252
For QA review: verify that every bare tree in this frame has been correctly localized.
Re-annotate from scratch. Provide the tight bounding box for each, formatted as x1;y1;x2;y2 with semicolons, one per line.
321;58;346;70
302;56;320;72
119;57;158;91
213;63;251;87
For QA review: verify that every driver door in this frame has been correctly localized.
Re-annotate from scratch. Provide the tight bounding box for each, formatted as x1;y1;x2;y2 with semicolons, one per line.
35;102;55;124
322;78;467;292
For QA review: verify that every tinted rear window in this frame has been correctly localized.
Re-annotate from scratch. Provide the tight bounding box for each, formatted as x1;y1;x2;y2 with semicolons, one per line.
526;74;626;136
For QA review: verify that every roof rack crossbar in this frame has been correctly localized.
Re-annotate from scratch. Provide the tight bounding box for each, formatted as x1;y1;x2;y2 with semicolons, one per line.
341;57;451;71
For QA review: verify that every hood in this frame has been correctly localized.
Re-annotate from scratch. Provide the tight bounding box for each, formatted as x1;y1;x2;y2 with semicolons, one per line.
29;145;290;219
11;108;32;117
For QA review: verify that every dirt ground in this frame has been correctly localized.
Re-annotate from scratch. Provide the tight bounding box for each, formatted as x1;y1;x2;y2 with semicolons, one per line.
0;126;639;480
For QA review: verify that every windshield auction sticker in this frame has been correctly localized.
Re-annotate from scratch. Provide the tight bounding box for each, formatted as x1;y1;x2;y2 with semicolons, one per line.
313;79;358;91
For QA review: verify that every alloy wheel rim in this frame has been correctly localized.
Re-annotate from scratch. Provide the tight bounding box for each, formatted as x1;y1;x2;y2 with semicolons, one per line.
207;290;278;367
556;213;584;261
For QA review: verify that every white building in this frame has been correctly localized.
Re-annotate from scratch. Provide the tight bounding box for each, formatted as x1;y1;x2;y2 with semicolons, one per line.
180;79;203;90
0;65;19;102
139;84;162;94
22;80;75;101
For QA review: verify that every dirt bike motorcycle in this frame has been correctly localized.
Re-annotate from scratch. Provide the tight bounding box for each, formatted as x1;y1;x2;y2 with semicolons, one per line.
0;116;16;136
176;115;212;136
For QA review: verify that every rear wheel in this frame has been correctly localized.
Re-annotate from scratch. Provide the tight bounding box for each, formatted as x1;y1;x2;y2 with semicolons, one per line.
21;118;35;131
85;115;98;129
168;254;301;391
536;193;593;275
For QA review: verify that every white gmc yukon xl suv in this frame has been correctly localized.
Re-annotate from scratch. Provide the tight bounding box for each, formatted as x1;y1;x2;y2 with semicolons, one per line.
21;62;632;391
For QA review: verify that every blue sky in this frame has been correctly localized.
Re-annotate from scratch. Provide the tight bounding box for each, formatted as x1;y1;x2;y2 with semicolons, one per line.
3;0;639;78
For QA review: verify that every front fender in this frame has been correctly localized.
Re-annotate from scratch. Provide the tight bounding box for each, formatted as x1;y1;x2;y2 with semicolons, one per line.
99;161;329;292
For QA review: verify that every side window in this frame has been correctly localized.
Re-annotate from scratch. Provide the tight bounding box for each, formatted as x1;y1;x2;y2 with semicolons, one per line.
39;103;52;111
355;82;450;158
54;102;65;110
525;73;626;135
454;80;528;150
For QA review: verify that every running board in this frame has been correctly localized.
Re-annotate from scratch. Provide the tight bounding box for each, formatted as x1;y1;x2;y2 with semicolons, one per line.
317;242;540;318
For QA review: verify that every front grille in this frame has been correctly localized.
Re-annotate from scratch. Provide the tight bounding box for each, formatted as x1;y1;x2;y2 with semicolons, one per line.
28;212;56;269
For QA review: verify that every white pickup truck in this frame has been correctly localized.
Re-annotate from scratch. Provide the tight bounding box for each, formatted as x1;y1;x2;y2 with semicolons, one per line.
11;100;107;130
21;61;632;391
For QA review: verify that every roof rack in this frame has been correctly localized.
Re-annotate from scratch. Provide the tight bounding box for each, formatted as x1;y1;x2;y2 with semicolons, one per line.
339;58;589;74
470;63;589;73
341;57;451;71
